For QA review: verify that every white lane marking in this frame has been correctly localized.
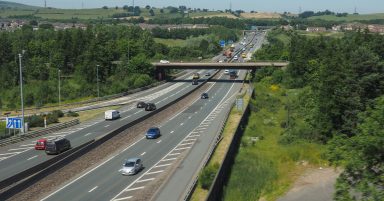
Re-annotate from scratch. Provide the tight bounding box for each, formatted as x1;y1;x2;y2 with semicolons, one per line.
183;139;196;142
153;163;172;168
125;186;145;192
168;152;181;156
20;144;35;147
179;142;194;146
157;140;162;144
180;123;184;126
188;116;192;119
0;152;20;156
27;155;38;160
88;186;98;192
134;111;141;114
146;170;164;175
189;135;201;138
170;131;174;134
84;133;92;136
161;157;177;162
140;152;146;156
104;125;110;128
40;136;145;201
136;178;155;183
120;115;131;121
8;147;31;151
112;196;133;201
174;147;191;151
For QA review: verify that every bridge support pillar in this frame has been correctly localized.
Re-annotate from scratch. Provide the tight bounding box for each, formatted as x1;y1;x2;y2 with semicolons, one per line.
156;68;166;81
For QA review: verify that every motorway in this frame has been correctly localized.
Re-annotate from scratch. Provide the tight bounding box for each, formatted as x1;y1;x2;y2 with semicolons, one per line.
0;30;264;200
0;70;213;182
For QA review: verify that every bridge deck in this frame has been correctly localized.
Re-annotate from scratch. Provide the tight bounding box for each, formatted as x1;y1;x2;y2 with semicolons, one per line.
153;62;288;69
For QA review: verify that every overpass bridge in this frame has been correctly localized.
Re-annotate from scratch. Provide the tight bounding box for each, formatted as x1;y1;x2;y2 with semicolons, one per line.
153;61;289;80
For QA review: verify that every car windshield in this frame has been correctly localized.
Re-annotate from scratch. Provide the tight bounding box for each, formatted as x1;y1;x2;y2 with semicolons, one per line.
36;141;44;145
148;128;157;133
124;161;135;167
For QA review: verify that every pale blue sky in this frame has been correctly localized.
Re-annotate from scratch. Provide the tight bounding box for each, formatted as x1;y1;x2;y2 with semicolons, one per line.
8;0;384;14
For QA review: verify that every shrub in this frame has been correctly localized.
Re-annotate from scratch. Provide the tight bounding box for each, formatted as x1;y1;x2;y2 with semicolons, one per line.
67;111;79;117
52;110;64;118
46;113;59;124
26;114;44;127
199;163;220;190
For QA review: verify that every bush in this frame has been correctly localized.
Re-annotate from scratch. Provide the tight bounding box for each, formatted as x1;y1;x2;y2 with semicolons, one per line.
46;113;59;124
52;110;64;118
26;114;44;127
199;163;220;190
67;111;79;117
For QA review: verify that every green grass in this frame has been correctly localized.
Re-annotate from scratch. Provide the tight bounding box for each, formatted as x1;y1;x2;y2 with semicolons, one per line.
275;33;291;45
223;82;326;201
308;13;384;21
154;38;187;47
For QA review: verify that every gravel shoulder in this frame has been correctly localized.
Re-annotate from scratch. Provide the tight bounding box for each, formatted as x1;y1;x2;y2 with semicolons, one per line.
276;167;342;201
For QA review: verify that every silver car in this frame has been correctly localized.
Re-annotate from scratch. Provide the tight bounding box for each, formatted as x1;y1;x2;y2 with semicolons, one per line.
119;158;143;175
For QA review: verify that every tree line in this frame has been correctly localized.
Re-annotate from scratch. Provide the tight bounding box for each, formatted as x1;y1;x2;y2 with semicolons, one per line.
253;29;384;200
0;24;224;111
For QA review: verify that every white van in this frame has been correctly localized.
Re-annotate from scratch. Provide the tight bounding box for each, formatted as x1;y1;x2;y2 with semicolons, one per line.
105;110;120;120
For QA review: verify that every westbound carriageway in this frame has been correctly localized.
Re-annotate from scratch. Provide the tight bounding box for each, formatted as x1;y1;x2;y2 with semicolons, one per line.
153;62;289;80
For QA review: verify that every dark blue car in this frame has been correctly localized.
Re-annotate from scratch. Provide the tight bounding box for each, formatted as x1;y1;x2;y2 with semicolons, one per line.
146;127;161;139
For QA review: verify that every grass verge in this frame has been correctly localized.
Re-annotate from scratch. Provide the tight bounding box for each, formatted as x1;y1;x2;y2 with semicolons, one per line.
223;82;327;201
190;84;251;201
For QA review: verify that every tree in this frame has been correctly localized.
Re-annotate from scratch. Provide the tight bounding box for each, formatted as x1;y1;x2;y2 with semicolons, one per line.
328;96;384;201
160;9;164;13
102;6;108;9
149;9;155;16
145;5;151;9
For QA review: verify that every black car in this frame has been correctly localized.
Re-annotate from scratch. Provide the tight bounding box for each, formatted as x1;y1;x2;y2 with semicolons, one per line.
145;103;156;111
45;137;71;155
192;80;198;85
201;93;209;99
137;101;147;108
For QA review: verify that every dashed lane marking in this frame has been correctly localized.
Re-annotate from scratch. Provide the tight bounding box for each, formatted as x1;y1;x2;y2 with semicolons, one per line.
104;125;110;128
88;186;98;192
27;155;38;160
141;152;146;156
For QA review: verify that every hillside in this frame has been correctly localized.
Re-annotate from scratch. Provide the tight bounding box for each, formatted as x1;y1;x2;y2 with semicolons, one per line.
308;13;384;21
0;1;40;9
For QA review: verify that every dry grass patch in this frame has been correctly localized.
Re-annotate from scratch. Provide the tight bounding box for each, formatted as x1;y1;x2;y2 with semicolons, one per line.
191;13;238;19
241;12;281;19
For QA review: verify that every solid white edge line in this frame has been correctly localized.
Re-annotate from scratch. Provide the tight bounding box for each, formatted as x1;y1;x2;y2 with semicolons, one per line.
88;186;98;192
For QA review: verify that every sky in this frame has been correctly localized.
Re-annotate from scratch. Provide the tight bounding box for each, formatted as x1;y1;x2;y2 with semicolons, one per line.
7;0;384;14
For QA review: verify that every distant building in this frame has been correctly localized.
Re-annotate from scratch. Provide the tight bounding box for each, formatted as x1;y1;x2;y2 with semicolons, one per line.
281;25;293;31
332;25;341;31
306;27;326;32
368;24;384;33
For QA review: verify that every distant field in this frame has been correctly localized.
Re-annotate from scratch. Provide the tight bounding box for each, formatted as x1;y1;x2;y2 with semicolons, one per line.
241;12;281;19
189;12;237;19
154;38;187;47
309;13;384;21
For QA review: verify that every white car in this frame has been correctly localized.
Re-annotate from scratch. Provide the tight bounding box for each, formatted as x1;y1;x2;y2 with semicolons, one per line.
233;55;238;60
119;158;143;175
224;69;229;74
160;60;170;64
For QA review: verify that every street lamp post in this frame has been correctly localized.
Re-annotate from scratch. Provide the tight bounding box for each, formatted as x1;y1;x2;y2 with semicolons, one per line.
96;65;100;101
58;69;61;107
18;53;25;134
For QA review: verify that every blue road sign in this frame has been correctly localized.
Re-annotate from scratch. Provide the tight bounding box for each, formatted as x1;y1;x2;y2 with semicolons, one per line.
6;117;22;129
219;40;225;47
